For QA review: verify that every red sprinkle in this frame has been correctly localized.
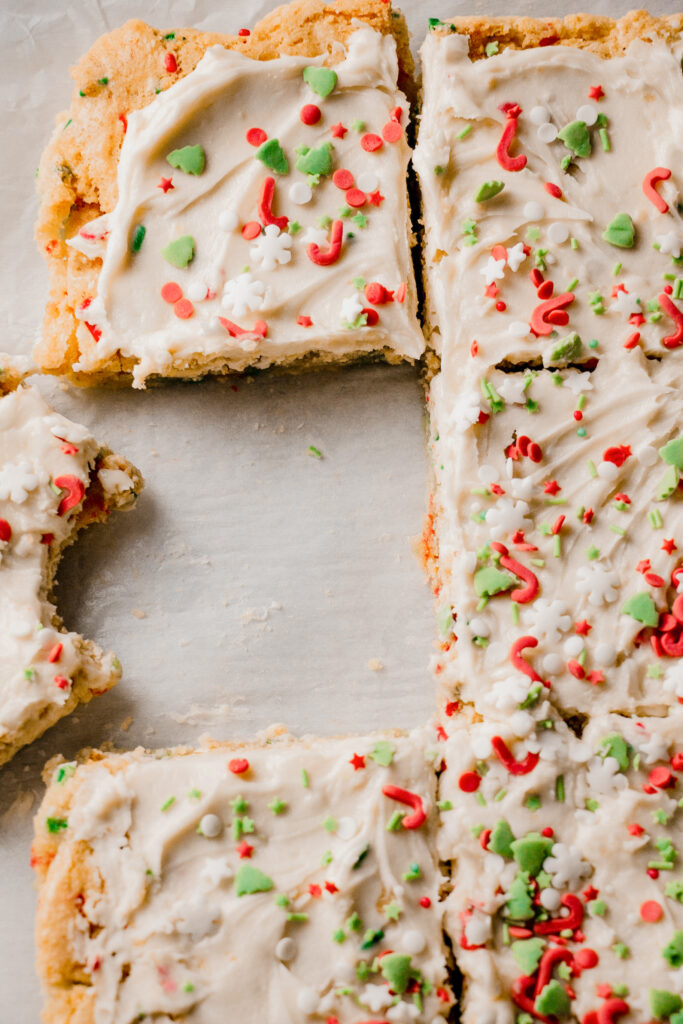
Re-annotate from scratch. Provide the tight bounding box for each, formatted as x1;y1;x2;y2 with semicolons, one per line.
228;758;249;775
365;282;391;305
246;127;267;147
161;282;183;304
382;120;403;143
332;169;355;191
238;28;250;37
0;519;11;543
297;315;313;327
173;298;194;320
642;167;671;214
575;948;598;969
419;896;432;908
300;104;321;126
458;771;480;792
48;643;63;664
628;823;645;836
242;221;262;240
363;308;379;327
640;900;663;922
624;331;640;350
361;133;383;152
544;182;563;199
671;752;683;771
54;676;70;690
649;765;675;789
346;188;367;208
164;52;177;73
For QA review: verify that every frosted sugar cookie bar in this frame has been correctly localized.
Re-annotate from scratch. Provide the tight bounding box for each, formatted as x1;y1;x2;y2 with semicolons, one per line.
35;0;423;387
439;706;683;1024
414;11;683;367
0;363;142;766
33;727;454;1023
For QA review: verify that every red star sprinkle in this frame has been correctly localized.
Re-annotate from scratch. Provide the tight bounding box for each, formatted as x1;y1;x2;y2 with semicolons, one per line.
662;538;677;554
611;283;628;297
583;885;599;901
445;700;460;717
544;480;561;495
158;177;174;193
308;884;322;898
330;122;348;139
324;881;338;894
350;753;365;770
574;620;592;636
629;312;646;326
636;558;651;574
587;670;605;686
236;841;253;859
485;283;499;298
596;985;613;1000
628;823;645;836
368;190;385;207
588;85;604;100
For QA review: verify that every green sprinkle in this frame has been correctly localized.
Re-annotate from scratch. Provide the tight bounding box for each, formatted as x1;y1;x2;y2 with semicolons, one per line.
403;862;421;881
369;741;395;766
474;180;505;203
268;797;287;814
160;796;175;812
333;928;346;943
255;138;289;175
650;508;664;529
535;980;571;1017
302;66;338;98
235;864;274;896
166;144;205;175
621;592;659;627
603;212;635;249
485;41;499;56
387;810;404;832
380;953;412;993
524;795;541;811
589;898;607;916
613;941;630;959
308;445;322;459
558;120;591;157
650;990;683;1020
131;224;146;253
162;235;195;268
585;798;599;812
599;128;611;151
46;817;68;834
555;775;565;803
347;912;362;932
301;769;310;788
586;545;600;560
457;124;473;139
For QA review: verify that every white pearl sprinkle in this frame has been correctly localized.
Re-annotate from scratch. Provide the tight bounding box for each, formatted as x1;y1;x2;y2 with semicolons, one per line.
297;989;319;1015
524;201;545;221
187;280;207;302
597;460;619;482
547;222;569;244
538;122;558;143
218;209;239;232
540;888;562;911
529;105;550;125
576;103;599;126
594;642;616;667
636;444;658;467
469;617;490;638
356;171;379;193
289;182;313;205
199;813;223;838
276;937;297;962
543;653;564;675
402;929;426;954
564;636;584;658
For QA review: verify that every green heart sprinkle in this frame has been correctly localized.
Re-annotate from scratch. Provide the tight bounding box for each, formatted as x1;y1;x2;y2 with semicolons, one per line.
603;212;635;249
295;142;334;177
474;180;505;202
234;864;274;896
161;235;195;268
558;120;591;158
255;138;289;175
303;66;338;98
166;144;205;175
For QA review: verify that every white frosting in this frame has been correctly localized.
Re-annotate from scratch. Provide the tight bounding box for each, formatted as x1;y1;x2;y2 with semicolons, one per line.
0;382;137;762
39;730;452;1023
72;29;422;386
439;709;683;1024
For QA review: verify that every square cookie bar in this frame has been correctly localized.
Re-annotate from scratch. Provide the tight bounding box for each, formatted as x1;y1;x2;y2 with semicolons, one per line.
0;363;142;766
427;352;683;719
35;0;423;387
439;707;683;1024
33;727;454;1024
414;12;683;368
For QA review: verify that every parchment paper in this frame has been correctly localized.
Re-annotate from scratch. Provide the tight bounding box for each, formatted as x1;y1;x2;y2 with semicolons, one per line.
0;0;677;1013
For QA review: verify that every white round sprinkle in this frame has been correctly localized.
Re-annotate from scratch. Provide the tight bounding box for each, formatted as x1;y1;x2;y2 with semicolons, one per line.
402;929;427;955
297;989;319;1015
508;321;530;338
510;711;535;737
336;816;356;840
636;444;658;467
576;104;599;126
597;460;619;482
564;636;584;658
540;888;562;911
537;122;558;143
289;182;313;205
469;617;490;638
524;201;545;222
529;105;550;125
594;642;617;667
199;813;223;838
218;209;238;232
356;171;379;193
334;962;356;983
543;653;564;675
187;280;207;302
276;937;297;962
547;222;569;244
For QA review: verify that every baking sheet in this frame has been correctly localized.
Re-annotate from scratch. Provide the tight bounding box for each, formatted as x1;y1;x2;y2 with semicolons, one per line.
0;0;678;1014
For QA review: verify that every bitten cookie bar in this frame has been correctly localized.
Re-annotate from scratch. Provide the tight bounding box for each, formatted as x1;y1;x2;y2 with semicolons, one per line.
414;11;683;367
35;0;423;387
33;728;453;1024
439;708;683;1024
426;352;683;720
0;363;142;766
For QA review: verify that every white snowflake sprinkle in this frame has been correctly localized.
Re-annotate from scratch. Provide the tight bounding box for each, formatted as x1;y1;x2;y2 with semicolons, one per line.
302;225;330;248
221;272;266;318
250;224;292;270
496;376;528;405
656;231;681;259
663;661;683;699
0;460;39;504
360;985;393;1012
447;389;482;433
636;730;670;764
586;755;627;794
485;498;530;539
543;843;592;889
611;289;641;316
576;563;620;606
524;599;571;642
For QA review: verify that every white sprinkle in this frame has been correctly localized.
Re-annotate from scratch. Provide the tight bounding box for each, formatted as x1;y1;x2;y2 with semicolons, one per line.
524;201;545;221
547;222;569;244
469;617;490;638
597;460;619;482
636;444;658;467
199;813;223;838
508;321;530;338
356;171;378;193
576;104;599;126
594;643;616;667
187;280;207;302
218;209;239;232
538;122;558;143
564;636;584;658
289;182;313;205
529;105;550;125
402;929;426;954
276;937;297;962
540;888;562;911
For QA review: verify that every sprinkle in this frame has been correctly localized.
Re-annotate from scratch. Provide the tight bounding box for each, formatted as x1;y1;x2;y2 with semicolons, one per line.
302;66;337;98
474;180;505;203
160;796;175;812
308;445;322;459
161;282;183;304
361;133;383;152
382;120;403;143
173;298;194;319
300;103;321;126
161;235;195;268
164;52;177;73
640;900;663;922
130;225;146;252
166;144;205;175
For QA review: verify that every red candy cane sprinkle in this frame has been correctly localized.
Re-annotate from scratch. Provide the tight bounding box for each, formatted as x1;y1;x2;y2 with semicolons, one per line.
258;177;288;231
381;785;427;829
491;736;540;776
496;104;527;173
659;293;683;349
54;476;85;516
642;167;671;214
307;219;343;266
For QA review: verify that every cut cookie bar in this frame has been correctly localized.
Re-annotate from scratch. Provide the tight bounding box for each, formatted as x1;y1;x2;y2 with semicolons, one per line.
438;708;683;1024
35;0;423;387
0;364;142;766
414;11;683;368
426;352;683;719
33;727;453;1024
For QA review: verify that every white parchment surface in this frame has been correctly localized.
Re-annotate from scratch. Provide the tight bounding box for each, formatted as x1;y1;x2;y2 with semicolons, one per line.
0;0;677;1014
